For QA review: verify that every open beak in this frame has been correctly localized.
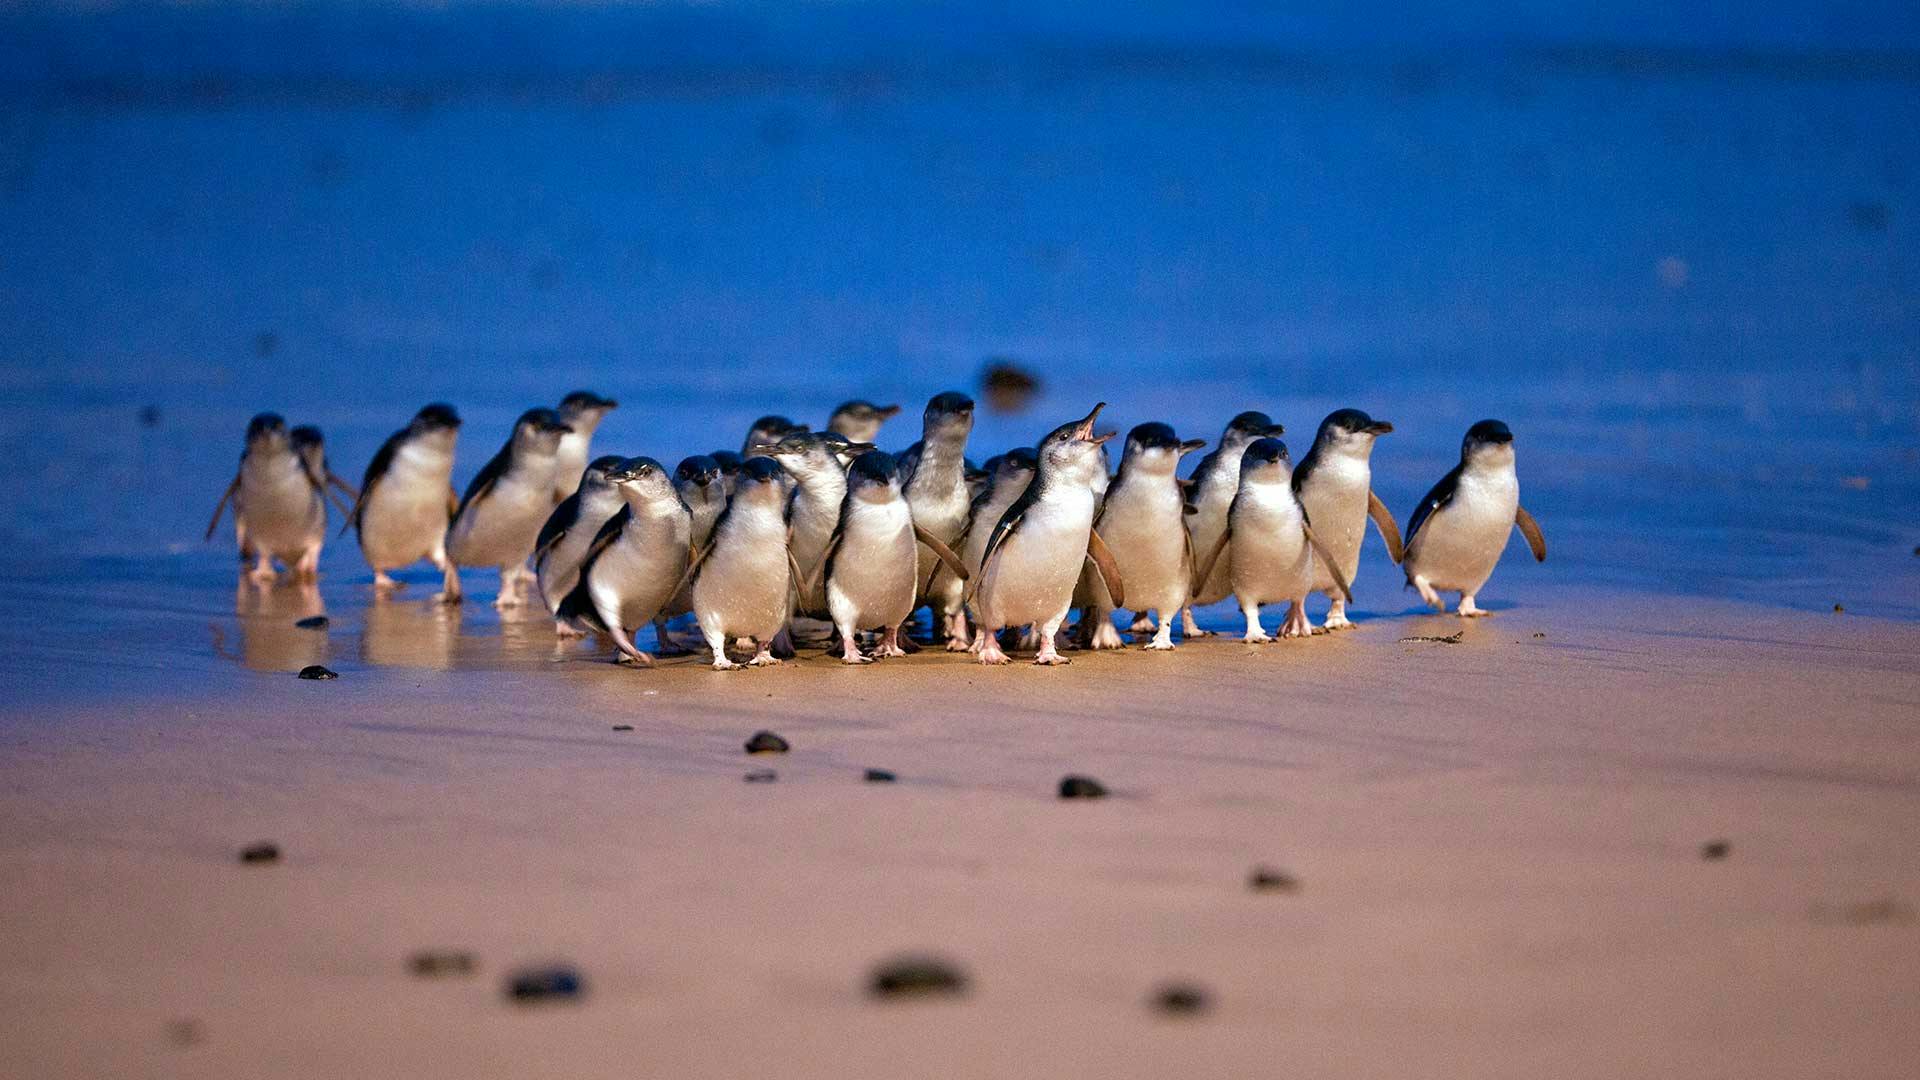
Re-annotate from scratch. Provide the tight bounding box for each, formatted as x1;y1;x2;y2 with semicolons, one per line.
1071;402;1107;442
1367;420;1394;435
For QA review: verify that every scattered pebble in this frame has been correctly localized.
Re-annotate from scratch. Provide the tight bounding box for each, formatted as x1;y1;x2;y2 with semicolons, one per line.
980;359;1040;413
611;724;633;732
744;730;789;754
869;956;968;998
238;842;280;864
1248;866;1300;894
165;1019;204;1046
744;769;778;783
295;615;329;629
1700;839;1731;861
1832;603;1845;614
1810;897;1916;926
1058;775;1108;799
297;665;338;680
506;965;584;1003
863;768;897;783
1152;983;1212;1016
409;950;477;977
1532;631;1546;639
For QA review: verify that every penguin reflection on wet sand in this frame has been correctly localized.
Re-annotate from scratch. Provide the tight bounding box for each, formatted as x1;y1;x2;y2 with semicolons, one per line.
348;403;462;599
1085;423;1207;651
445;408;572;609
535;456;627;637
688;457;804;669
1192;438;1352;642
1181;411;1287;638
207;413;336;583
558;458;691;664
967;404;1126;666
1402;420;1546;616
553;391;618;502
827;400;901;444
1292;409;1404;631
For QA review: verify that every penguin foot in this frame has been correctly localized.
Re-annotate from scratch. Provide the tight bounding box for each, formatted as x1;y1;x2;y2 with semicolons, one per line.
943;636;972;653
1032;650;1072;666
1179;609;1211;638
615;651;656;667
876;628;909;658
748;649;784;667
1457;596;1488;617
840;650;873;665
1242;631;1273;644
373;572;400;592
1089;620;1126;650
1127;614;1155;634
711;657;741;671
554;620;587;639
494;594;524;611
1412;576;1443;610
1322;612;1354;631
248;565;279;586
975;636;1012;665
1141;630;1176;651
433;589;461;605
1281;603;1311;638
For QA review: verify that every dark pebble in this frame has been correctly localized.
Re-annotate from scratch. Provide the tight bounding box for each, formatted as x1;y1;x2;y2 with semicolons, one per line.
1532;631;1546;639
1700;839;1732;861
1153;983;1211;1015
863;768;897;783
238;842;280;864
295;615;329;629
980;359;1040;413
297;665;338;680
506;966;584;1003
1058;775;1108;799
745;769;778;783
165;1019;203;1046
611;724;633;732
1248;866;1300;894
1832;603;1845;614
869;956;968;998
409;950;477;977
744;730;790;754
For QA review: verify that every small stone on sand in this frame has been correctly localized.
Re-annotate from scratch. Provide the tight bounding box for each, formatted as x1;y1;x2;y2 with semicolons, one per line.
238;842;280;864
611;724;633;732
409;951;476;977
1152;983;1211;1015
864;768;897;783
1248;866;1300;893
506;966;584;1002
744;730;789;754
294;615;329;629
1832;603;1845;613
297;665;337;680
1058;775;1107;799
1700;839;1732;860
165;1019;203;1046
869;956;967;998
744;769;778;783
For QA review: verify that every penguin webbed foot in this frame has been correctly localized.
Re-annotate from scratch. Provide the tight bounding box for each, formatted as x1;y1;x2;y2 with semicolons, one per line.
1088;618;1126;651
747;647;783;667
1457;596;1489;618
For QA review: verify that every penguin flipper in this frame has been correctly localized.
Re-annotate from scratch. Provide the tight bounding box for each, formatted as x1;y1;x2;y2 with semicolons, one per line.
1190;527;1232;596
667;540;716;604
1514;506;1547;562
1085;528;1126;610
1368;490;1406;564
534;491;584;566
446;486;459;520
804;531;842;601
1302;520;1354;604
1404;465;1460;549
452;444;512;523
296;444;352;519
964;505;1025;605
913;524;969;582
206;474;241;541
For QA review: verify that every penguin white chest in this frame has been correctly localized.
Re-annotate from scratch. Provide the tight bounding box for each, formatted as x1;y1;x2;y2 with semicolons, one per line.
362;442;453;564
1097;481;1189;613
693;514;791;641
241;456;323;555
979;488;1095;627
449;464;556;567
1229;486;1311;606
590;513;691;629
1410;470;1518;591
826;499;917;629
1187;459;1244;604
1299;456;1370;586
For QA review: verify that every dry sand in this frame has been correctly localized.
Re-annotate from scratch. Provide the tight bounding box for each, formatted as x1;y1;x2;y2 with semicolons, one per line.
3;583;1916;1079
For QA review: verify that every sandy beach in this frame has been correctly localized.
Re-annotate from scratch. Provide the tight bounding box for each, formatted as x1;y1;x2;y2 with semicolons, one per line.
4;578;1917;1078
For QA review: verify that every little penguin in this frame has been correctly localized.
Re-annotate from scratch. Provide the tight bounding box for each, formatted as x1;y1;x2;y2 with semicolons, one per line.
708;450;745;497
290;426;359;522
346;403;462;599
742;415;808;455
687;456;804;669
1292;409;1405;631
827;400;902;444
445;407;573;609
534;455;627;636
1181;410;1286;637
1402;420;1546;616
959;448;1038;582
770;432;876;619
814;451;969;663
966;404;1126;666
552;391;619;502
675;455;727;551
904;391;977;651
1191;438;1352;642
206;412;330;583
1084;423;1207;650
556;457;692;663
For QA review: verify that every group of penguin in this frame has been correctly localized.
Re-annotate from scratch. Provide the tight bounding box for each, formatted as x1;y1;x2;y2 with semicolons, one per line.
209;391;1546;668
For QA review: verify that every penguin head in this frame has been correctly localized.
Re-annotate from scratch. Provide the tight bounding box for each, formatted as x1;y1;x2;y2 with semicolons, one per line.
1123;422;1208;474
1238;437;1293;483
768;432;866;481
288;424;325;455
1222;411;1285;449
1462;419;1515;465
558;391;618;431
1315;408;1394;454
513;408;573;454
819;431;879;468
245;412;290;451
1038;402;1115;482
409;403;462;440
922;391;976;439
743;415;808;454
709;449;745;495
735;455;789;503
829;400;902;440
579;454;625;491
675;454;722;491
604;457;677;505
847;450;902;501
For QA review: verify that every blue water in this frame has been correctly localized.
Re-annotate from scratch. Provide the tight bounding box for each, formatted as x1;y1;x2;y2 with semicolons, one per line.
0;3;1915;670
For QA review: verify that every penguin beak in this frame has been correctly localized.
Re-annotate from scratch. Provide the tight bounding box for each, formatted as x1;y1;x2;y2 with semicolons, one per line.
1264;423;1286;437
1179;439;1207;455
843;442;878;457
1071;402;1107;442
1366;420;1394;435
876;404;901;419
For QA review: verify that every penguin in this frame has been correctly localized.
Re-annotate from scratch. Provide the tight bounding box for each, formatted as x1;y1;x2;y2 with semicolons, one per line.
903;391;977;651
827;400;902;444
552;391;619;502
813;451;969;663
708;450;745;497
769;432;876;619
742;415;808;455
966;404;1126;666
959;448;1038;581
445;407;573;609
1084;423;1207;650
686;456;804;669
534;455;627;636
675;455;727;551
1064;438;1116;644
1402;420;1546;616
1291;409;1405;631
206;413;331;583
1181;411;1286;637
346;403;462;599
1190;438;1351;642
558;457;692;664
290;426;359;522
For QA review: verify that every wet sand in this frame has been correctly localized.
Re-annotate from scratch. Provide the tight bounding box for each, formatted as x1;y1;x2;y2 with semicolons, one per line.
3;582;1916;1079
